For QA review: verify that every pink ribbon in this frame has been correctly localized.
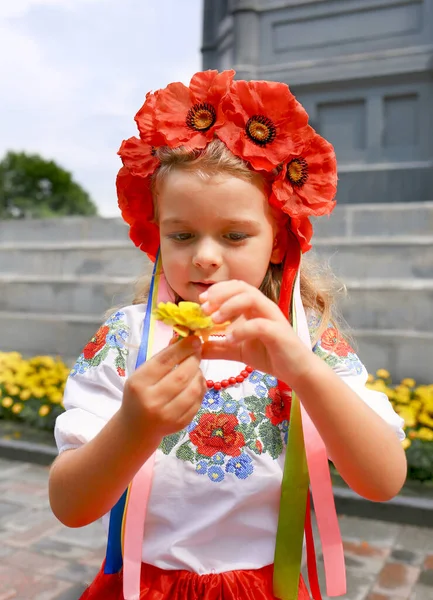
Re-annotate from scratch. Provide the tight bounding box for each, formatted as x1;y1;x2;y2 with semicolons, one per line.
293;273;346;597
122;275;172;600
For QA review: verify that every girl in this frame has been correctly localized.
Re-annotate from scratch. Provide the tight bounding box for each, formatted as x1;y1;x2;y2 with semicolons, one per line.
49;70;406;600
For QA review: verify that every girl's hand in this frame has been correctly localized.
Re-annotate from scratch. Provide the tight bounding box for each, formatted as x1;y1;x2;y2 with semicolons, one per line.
120;336;206;444
200;280;313;386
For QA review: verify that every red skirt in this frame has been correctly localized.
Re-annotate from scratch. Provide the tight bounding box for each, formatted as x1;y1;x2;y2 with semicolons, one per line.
80;562;311;599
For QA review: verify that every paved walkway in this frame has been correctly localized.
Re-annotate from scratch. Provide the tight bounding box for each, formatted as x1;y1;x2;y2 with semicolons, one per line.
0;458;432;600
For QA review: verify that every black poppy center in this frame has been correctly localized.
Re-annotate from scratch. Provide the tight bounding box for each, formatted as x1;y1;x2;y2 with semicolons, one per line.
245;115;277;146
286;158;308;187
186;103;217;132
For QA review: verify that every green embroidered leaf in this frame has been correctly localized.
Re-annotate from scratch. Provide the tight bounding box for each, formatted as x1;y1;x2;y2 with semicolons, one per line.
114;355;126;371
221;390;233;403
259;420;283;460
176;442;195;463
160;432;182;455
324;355;339;368
238;422;256;442
247;439;262;455
89;345;110;367
196;452;212;461
243;395;266;416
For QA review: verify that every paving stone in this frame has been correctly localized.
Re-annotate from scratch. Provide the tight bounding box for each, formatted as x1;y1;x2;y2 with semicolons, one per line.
31;538;95;561
418;570;433;587
391;549;425;566
5;518;61;547
342;541;390;575
55;560;100;585
373;562;421;598
50;521;106;551
0;502;20;520
338;516;402;548
0;564;70;600
3;549;67;576
55;583;88;600
1;508;58;533
395;525;433;554
425;555;433;570
411;583;433;599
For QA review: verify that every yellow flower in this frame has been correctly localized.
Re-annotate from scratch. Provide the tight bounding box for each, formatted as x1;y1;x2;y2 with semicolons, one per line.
366;373;375;384
5;384;20;396
401;438;411;450
19;389;32;401
39;405;51;417
11;402;23;415
397;407;417;428
49;391;64;405
32;388;46;399
414;427;433;442
401;378;416;388
1;396;13;408
153;301;220;338
376;369;390;379
418;412;433;429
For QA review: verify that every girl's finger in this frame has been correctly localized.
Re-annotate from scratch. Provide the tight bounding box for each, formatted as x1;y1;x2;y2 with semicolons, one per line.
200;280;251;313
154;351;203;399
141;335;202;383
201;337;243;362
168;370;207;426
210;291;282;324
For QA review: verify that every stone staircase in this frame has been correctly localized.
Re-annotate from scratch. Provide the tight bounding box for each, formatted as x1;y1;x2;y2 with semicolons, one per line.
0;203;432;382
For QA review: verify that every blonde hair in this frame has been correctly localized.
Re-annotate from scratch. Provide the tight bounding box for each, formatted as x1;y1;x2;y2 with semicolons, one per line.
127;139;346;344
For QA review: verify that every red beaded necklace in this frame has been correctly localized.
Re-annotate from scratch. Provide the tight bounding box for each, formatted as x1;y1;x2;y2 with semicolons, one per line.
206;365;253;390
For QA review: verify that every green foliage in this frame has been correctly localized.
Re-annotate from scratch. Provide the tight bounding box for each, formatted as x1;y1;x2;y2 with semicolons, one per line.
0;151;97;219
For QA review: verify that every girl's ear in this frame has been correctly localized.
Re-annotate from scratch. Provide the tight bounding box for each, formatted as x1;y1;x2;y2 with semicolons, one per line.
270;226;288;264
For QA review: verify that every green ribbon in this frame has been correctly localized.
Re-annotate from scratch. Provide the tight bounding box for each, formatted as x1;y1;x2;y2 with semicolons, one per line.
273;292;310;600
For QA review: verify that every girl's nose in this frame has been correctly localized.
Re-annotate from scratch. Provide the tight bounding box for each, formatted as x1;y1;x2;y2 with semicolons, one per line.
192;240;222;269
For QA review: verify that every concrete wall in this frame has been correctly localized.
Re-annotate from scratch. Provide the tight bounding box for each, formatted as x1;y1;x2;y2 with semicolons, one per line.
202;0;433;205
1;203;432;382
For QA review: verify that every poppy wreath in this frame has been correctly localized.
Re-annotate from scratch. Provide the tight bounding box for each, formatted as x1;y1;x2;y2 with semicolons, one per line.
117;69;338;261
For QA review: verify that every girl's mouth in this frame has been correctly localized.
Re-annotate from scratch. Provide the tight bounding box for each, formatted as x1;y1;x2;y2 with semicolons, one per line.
191;282;214;293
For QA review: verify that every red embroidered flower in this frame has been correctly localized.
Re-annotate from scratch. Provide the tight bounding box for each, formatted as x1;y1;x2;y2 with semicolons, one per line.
265;386;290;426
149;70;234;149
217;79;309;171
83;326;109;360
189;413;245;457
271;128;337;219
249;412;256;422
117;367;126;377
256;440;263;454
118;137;159;178
320;328;353;357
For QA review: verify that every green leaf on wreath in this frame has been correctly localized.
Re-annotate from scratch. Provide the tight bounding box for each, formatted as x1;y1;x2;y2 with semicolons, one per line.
176;442;195;463
160;432;182;455
259;420;283;460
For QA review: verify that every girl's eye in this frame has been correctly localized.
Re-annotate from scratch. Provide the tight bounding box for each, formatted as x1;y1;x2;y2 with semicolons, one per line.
225;232;248;242
170;233;193;242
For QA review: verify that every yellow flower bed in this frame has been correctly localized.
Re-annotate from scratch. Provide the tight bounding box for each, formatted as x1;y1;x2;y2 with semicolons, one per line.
0;352;69;430
366;370;433;449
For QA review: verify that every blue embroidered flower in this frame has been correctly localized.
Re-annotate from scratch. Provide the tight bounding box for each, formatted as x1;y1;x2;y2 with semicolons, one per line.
281;419;289;444
250;370;263;384
212;452;225;465
346;354;364;375
208;466;225;483
186;421;198;433
264;375;278;387
106;329;128;348
202;389;223;411
196;461;208;475
223;399;237;414
106;311;124;325
70;359;89;377
238;410;251;424
226;454;253;480
255;383;268;398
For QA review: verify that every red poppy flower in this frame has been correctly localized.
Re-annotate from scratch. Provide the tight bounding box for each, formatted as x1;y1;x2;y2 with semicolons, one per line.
271;128;337;219
83;326;109;360
151;69;235;149
256;440;263;454
217;79;309;171
116;167;159;261
290;215;314;253
117;367;126;377
134;90;167;147
320;328;353;357
118;137;159;178
189;413;245;457
265;386;291;426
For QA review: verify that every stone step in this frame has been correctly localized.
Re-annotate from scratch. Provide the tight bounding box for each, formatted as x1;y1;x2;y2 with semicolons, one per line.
312;200;433;238
1;276;433;332
313;236;433;279
0;237;432;278
0;201;432;244
0;311;431;382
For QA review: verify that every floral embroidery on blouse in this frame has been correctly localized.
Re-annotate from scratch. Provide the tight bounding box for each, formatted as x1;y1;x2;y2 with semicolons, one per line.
159;371;291;483
70;311;130;377
313;326;363;375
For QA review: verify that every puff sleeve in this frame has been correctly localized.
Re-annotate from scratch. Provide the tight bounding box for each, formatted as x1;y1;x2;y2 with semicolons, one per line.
54;306;144;454
310;320;405;442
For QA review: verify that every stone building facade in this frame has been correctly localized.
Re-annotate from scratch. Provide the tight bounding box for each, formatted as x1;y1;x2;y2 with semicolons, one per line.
202;0;433;205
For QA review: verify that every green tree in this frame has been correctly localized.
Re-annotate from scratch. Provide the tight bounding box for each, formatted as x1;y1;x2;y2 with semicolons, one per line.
0;151;98;218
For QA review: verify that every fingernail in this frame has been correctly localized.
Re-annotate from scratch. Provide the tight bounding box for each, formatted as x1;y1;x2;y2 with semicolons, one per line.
199;291;208;302
201;301;210;313
191;336;201;349
211;310;222;323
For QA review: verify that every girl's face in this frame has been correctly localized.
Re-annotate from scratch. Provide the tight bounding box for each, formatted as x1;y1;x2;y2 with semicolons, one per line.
157;170;284;302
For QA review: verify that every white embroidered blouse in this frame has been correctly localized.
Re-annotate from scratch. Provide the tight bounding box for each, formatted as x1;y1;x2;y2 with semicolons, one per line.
54;304;405;575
